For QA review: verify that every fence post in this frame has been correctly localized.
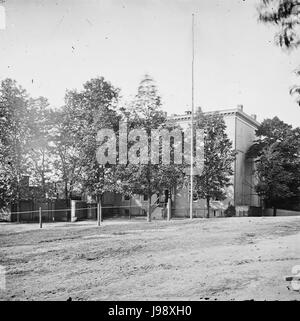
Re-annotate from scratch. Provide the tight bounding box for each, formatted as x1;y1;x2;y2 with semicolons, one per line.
97;199;102;226
97;203;100;226
39;207;42;228
17;202;20;223
167;198;171;221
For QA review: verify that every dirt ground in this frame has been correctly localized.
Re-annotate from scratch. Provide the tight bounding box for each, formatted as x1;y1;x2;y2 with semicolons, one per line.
0;216;300;301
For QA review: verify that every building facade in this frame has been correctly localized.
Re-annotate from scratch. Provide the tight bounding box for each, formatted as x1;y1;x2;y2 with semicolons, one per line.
0;106;263;222
94;105;261;219
169;105;260;217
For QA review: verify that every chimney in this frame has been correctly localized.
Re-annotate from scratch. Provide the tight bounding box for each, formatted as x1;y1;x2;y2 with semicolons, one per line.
237;104;243;111
251;114;257;120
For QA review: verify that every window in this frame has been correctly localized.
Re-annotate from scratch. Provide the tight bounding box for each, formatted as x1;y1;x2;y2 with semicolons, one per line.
124;195;130;201
143;194;148;201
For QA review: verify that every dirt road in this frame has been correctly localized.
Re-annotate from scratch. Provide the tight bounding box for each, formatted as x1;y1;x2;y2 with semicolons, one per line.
0;216;299;300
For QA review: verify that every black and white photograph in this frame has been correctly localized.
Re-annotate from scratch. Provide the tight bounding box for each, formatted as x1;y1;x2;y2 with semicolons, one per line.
0;0;300;307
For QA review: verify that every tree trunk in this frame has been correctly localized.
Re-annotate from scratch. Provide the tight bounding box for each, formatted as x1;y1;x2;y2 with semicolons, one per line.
64;180;68;207
100;194;103;222
167;195;171;221
261;197;265;217
16;198;20;223
206;197;210;219
42;150;46;198
97;194;103;225
273;206;277;217
17;175;20;223
147;192;152;222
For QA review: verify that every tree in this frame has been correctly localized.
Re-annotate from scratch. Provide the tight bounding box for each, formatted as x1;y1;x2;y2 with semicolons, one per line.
47;108;83;203
26;97;56;200
0;79;31;210
119;75;186;222
193;108;236;218
62;77;121;209
247;117;300;214
259;0;300;49
258;0;300;104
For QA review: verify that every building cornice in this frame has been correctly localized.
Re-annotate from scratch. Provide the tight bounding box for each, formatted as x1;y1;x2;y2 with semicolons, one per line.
168;108;260;128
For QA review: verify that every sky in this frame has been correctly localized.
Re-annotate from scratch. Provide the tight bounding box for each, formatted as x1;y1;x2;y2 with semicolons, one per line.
0;0;300;127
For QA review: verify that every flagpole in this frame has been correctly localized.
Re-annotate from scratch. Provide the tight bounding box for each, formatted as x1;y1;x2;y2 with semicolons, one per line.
190;13;195;220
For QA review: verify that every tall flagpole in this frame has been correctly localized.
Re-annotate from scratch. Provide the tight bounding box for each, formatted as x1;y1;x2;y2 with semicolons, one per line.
190;13;195;220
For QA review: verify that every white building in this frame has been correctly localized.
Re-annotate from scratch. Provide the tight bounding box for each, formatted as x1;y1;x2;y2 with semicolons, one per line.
92;105;261;219
169;105;260;218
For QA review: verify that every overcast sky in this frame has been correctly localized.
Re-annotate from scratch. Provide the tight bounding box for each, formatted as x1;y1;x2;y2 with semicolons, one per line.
0;0;300;127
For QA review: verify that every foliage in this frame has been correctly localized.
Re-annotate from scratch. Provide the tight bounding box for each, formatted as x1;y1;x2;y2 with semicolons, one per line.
258;0;300;104
62;77;120;201
118;75;186;221
193;108;236;218
0;79;31;207
258;0;300;50
247;117;300;209
224;205;236;217
26;97;57;199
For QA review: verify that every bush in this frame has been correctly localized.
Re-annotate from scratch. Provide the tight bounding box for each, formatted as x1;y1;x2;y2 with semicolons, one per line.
224;205;236;217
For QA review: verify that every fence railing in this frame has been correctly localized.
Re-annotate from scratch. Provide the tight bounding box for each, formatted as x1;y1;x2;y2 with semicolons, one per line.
0;204;236;228
1;204;155;227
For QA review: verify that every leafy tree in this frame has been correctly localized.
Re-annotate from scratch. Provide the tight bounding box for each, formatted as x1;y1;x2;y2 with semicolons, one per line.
47;108;84;203
61;77;120;208
259;0;300;49
247;117;300;214
26;97;56;199
0;79;31;210
258;0;300;104
193;108;236;218
0;165;12;209
0;80;58;208
119;75;186;222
